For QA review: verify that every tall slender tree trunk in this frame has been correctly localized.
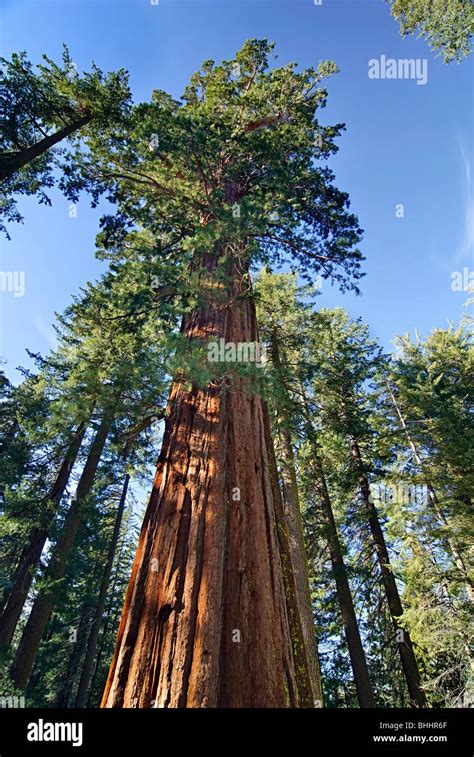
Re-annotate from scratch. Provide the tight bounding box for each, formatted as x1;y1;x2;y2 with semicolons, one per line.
89;542;127;699
270;335;323;705
386;382;473;601
307;445;376;708
0;114;92;181
75;474;130;708
10;405;115;690
274;428;323;705
54;602;94;707
102;248;311;708
264;412;317;707
349;436;427;708
0;422;87;650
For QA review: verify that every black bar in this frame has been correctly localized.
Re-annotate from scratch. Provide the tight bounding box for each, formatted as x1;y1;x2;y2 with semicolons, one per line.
0;707;471;756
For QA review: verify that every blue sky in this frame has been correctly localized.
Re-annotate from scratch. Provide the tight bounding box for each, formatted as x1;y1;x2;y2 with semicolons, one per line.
1;0;473;385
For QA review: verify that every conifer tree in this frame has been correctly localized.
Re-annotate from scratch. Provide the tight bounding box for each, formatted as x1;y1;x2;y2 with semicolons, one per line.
90;40;363;708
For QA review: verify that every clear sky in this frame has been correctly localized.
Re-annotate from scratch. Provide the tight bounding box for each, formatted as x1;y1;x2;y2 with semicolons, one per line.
1;0;473;385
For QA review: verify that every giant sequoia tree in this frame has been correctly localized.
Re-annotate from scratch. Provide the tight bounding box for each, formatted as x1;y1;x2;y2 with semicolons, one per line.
1;28;470;715
73;40;364;708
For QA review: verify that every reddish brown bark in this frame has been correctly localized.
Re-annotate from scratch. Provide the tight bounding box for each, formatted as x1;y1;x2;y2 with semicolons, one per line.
102;251;310;708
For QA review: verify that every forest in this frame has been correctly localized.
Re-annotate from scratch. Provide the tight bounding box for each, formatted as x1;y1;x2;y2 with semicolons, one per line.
0;0;473;713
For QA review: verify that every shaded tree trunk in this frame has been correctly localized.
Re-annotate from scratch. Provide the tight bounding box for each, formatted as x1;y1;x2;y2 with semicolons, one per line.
10;405;116;690
89;545;127;701
349;436;427;708
75;474;130;708
102;249;311;708
54;602;94;708
270;334;323;705
0;422;87;650
274;428;324;705
0;114;92;181
264;411;317;707
309;447;376;708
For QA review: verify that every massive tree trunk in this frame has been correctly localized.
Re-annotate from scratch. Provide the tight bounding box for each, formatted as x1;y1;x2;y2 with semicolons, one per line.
0;422;87;650
0;114;92;181
102;249;311;708
349;436;427;708
10;406;115;690
75;474;130;708
308;446;376;708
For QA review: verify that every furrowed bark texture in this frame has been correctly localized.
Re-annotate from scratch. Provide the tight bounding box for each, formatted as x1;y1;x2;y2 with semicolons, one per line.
102;251;308;708
264;411;317;707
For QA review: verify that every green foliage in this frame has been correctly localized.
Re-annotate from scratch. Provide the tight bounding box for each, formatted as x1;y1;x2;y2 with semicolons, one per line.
256;270;472;707
0;46;131;237
63;39;363;297
2;41;471;710
388;0;473;63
